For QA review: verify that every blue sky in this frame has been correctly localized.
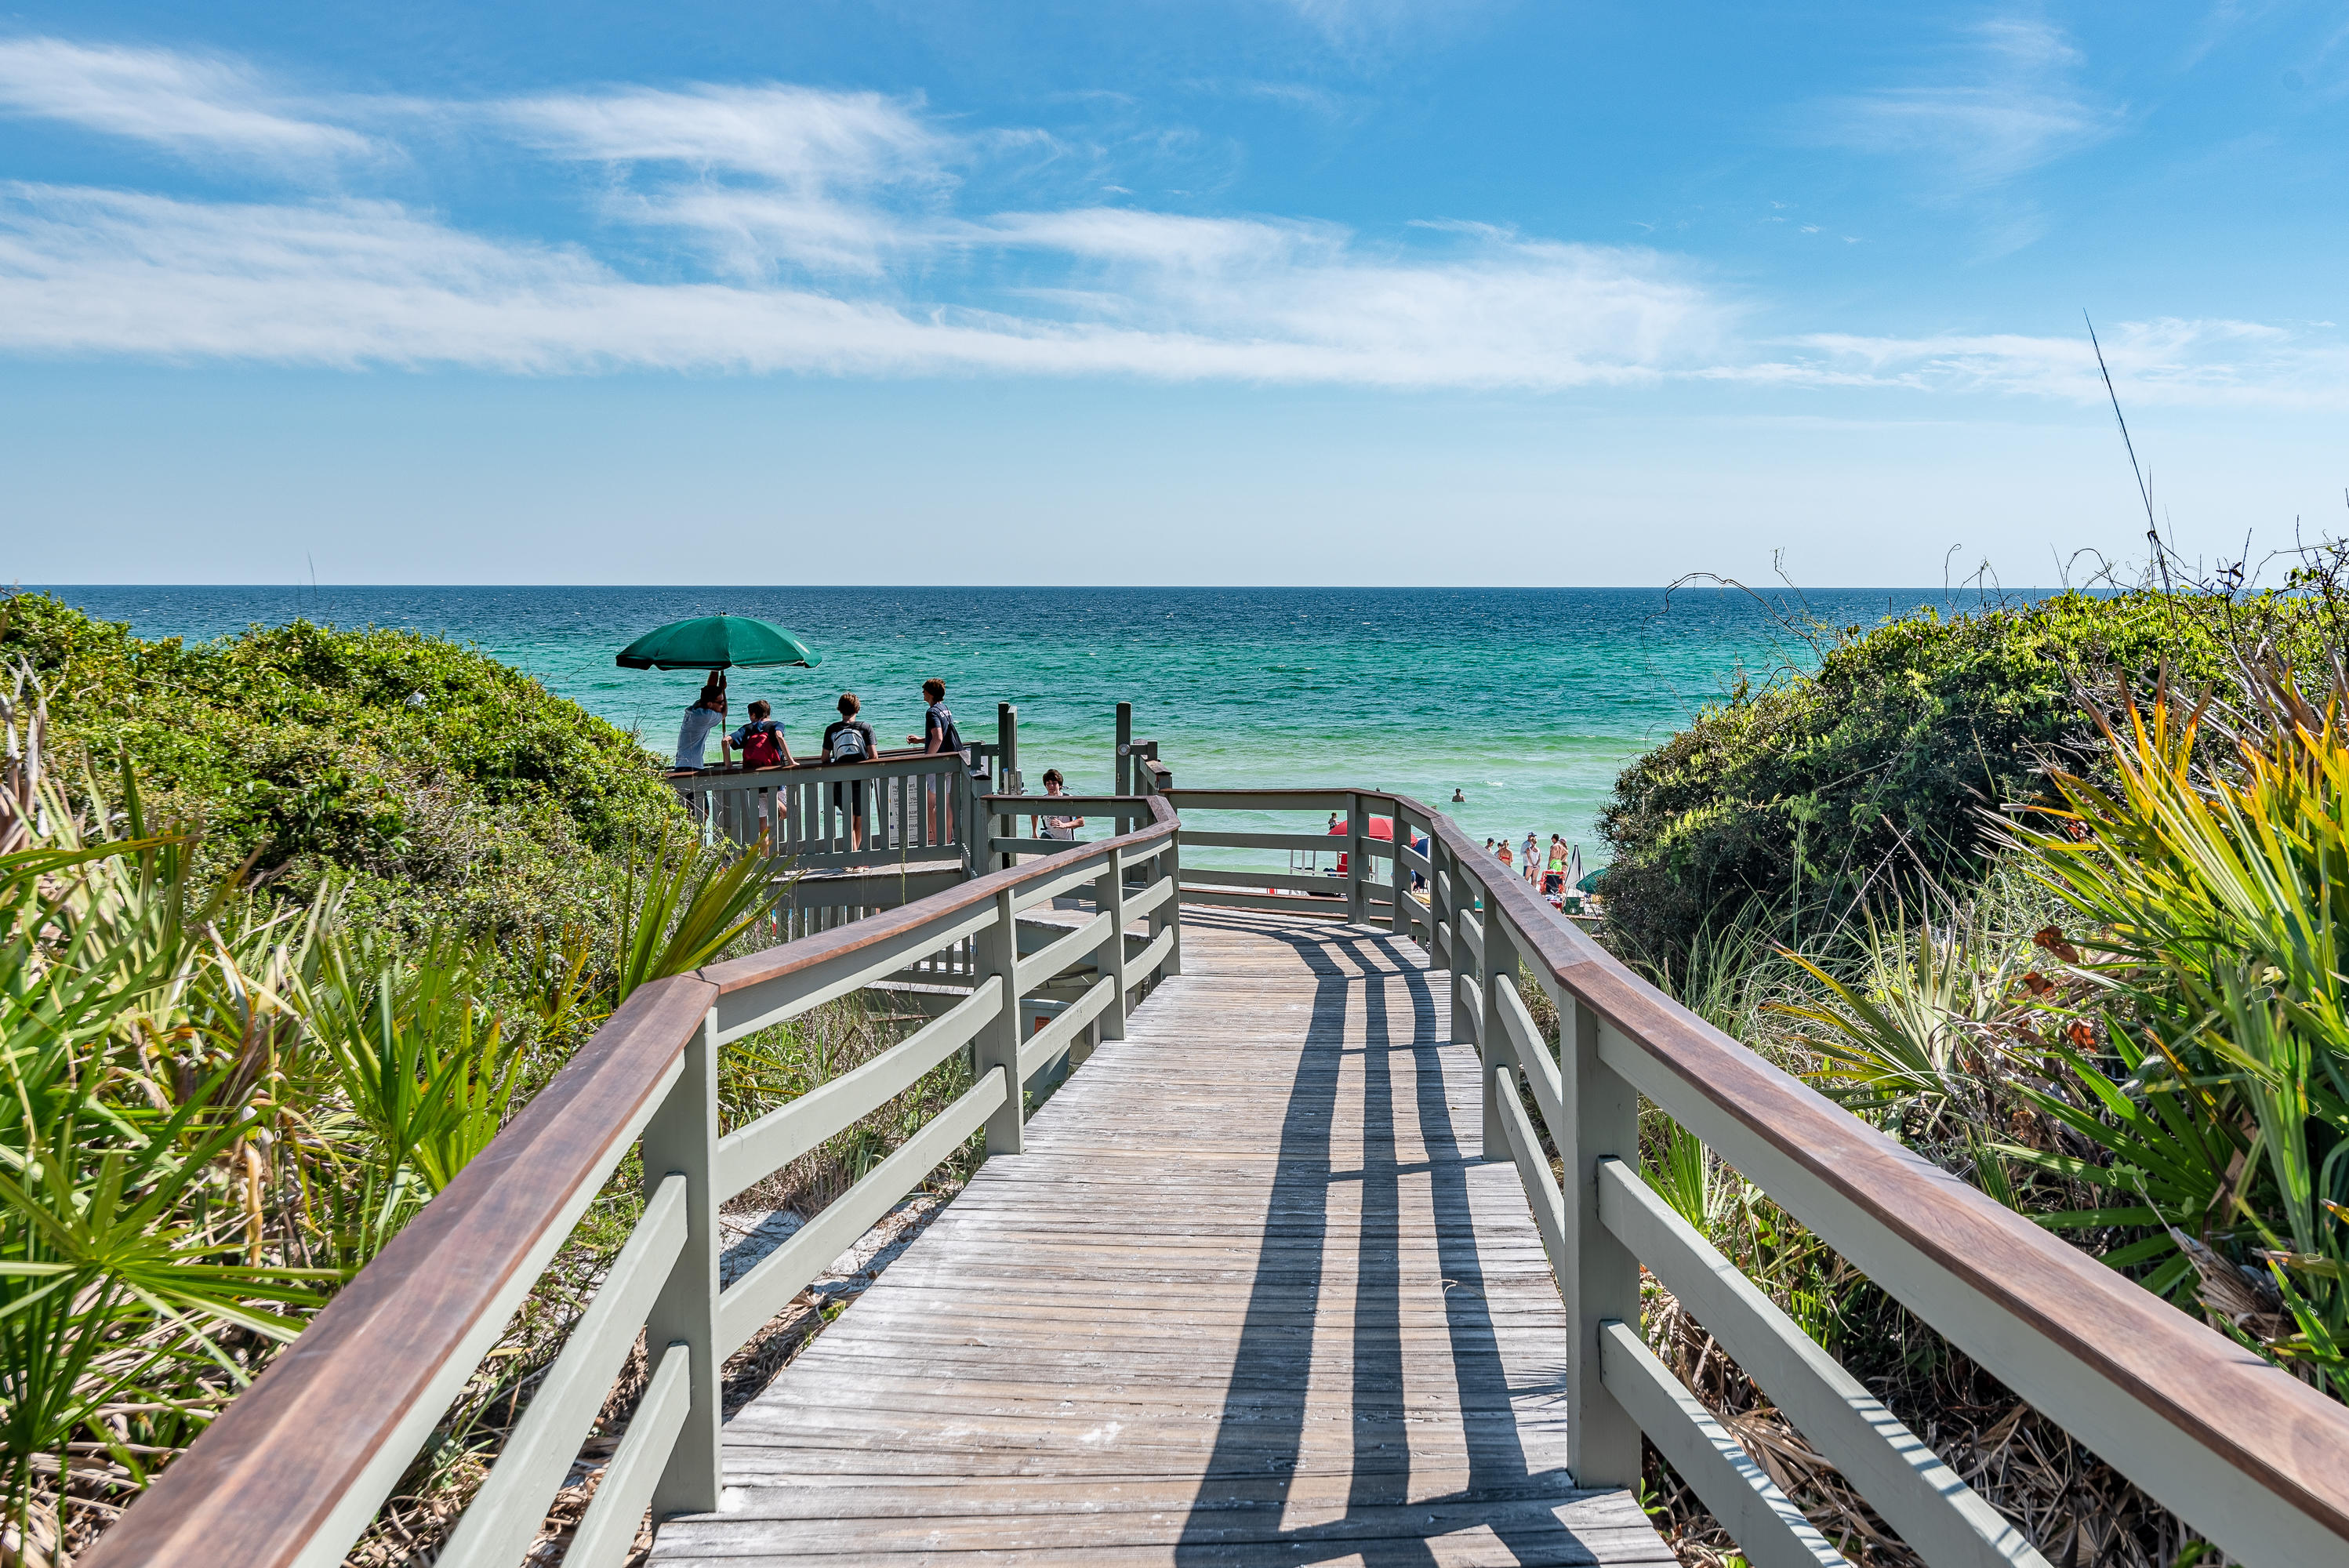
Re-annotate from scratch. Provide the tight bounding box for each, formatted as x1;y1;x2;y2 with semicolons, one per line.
2;2;2344;586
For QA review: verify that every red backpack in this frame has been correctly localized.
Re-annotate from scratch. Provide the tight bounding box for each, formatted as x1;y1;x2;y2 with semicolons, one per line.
739;721;783;770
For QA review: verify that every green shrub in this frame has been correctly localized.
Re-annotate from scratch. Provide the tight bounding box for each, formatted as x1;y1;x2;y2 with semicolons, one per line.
0;593;686;953
1595;590;2327;975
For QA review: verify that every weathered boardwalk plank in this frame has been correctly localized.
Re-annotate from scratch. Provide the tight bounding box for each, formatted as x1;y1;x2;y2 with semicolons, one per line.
652;907;1672;1566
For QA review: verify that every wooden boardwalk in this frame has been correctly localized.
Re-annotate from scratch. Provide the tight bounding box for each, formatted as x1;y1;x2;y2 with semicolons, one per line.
652;908;1672;1566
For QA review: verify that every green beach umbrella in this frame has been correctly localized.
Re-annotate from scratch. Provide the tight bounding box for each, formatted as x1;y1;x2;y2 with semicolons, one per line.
615;614;822;672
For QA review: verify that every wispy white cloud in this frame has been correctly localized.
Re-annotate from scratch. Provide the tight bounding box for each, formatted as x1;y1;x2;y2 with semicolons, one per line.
502;83;949;185
0;37;375;160
1806;16;2121;191
1745;318;2349;408
0;182;1724;386
1272;0;1509;60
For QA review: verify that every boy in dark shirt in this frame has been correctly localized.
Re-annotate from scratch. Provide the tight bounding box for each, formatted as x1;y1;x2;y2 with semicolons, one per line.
909;677;973;844
822;692;879;851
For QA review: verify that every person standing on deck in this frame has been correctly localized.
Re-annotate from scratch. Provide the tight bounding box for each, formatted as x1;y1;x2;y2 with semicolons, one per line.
822;693;877;851
673;676;726;771
910;677;975;845
728;699;793;838
731;700;794;770
1032;769;1082;842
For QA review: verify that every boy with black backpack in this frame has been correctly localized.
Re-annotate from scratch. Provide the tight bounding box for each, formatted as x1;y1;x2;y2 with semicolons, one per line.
822;692;878;851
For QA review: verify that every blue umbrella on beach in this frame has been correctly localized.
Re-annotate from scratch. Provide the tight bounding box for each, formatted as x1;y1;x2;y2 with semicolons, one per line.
614;614;822;671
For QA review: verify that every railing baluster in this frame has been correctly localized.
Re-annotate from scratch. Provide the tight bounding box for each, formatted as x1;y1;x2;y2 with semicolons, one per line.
974;887;1023;1156
1479;911;1517;1152
1098;845;1128;1041
1427;837;1450;966
1160;833;1183;976
1563;995;1644;1490
1450;862;1477;1054
1389;804;1409;938
1345;790;1365;924
639;1007;722;1519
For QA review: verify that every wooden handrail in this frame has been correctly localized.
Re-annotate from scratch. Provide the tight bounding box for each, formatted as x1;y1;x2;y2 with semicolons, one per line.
85;796;1180;1568
84;975;718;1568
1363;787;2349;1559
699;797;1174;1000
673;745;964;784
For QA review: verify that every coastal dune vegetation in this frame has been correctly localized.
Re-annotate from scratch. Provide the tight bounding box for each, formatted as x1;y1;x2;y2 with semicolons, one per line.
0;595;974;1566
1592;577;2349;1566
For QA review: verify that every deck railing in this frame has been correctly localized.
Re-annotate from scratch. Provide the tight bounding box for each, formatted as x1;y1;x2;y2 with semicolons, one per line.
1179;786;2349;1568
672;744;991;873
84;796;1180;1568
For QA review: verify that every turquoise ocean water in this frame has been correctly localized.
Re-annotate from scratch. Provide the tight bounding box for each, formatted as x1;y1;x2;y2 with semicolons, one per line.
35;586;2031;866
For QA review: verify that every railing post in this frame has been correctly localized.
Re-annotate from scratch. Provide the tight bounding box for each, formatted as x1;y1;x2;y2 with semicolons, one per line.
973;886;1024;1155
1450;859;1476;1051
997;702;1019;795
641;1008;722;1519
1429;836;1454;967
996;703;1020;872
1345;791;1365;924
1160;832;1184;976
1389;804;1409;938
1096;845;1129;1040
1114;702;1133;796
1480;913;1517;1152
1563;997;1644;1488
957;762;982;877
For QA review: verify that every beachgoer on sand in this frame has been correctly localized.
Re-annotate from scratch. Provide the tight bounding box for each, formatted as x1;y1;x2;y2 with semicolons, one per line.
823;692;877;851
1497;840;1514;874
1522;832;1541;884
673;675;726;771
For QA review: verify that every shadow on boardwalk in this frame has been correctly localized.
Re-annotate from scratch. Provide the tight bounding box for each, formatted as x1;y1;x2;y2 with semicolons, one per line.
1174;913;1596;1567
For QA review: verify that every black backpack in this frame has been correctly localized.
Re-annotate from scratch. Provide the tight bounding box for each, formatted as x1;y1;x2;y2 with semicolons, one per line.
931;705;986;776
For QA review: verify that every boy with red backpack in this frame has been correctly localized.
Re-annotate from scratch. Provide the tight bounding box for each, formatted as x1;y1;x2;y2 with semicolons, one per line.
729;700;794;771
726;699;793;840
